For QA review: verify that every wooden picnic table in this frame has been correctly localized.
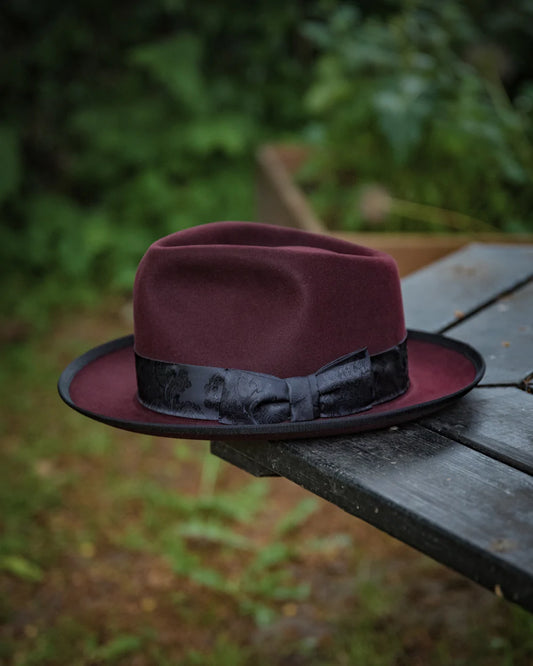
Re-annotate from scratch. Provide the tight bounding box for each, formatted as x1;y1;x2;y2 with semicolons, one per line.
210;243;533;613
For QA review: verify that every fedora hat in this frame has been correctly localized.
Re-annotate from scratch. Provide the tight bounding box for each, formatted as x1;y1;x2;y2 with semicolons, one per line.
58;221;484;440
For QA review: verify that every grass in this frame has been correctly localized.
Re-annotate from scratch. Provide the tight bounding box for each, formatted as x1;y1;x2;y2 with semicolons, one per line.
1;301;533;665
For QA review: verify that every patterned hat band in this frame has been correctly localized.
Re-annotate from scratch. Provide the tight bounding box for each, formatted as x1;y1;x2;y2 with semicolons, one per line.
135;338;408;425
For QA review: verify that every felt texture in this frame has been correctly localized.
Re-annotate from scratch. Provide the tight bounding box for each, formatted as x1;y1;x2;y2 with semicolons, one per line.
59;222;485;438
133;222;406;376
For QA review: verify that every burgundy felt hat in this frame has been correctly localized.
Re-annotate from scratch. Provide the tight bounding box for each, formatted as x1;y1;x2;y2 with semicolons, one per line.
58;221;484;440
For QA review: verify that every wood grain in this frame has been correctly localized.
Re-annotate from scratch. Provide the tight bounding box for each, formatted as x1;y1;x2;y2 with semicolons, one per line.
444;280;533;385
420;387;533;474
402;243;533;332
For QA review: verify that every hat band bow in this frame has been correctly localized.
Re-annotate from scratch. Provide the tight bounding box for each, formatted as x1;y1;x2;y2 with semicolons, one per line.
135;338;408;426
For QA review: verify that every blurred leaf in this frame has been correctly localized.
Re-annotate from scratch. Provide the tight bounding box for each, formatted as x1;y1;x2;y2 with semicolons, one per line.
189;567;227;590
130;34;206;112
178;519;252;549
0;555;44;582
374;75;431;164
248;542;293;572
90;634;143;662
185;114;254;156
275;497;319;536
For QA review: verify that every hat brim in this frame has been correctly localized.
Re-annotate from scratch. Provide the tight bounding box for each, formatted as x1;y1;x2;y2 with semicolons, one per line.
58;330;484;440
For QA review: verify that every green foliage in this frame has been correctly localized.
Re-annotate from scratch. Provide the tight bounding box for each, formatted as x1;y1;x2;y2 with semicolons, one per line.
301;1;533;232
0;451;63;566
182;636;251;666
275;497;319;537
0;555;44;583
0;1;319;328
322;577;403;665
88;634;144;663
3;0;532;328
117;471;310;626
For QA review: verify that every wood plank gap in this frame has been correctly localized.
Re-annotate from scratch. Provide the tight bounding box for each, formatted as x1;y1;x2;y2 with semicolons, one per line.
418;421;533;476
475;383;521;388
438;275;532;335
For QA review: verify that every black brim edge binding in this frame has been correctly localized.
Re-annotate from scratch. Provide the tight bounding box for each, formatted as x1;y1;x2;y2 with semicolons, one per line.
58;330;485;440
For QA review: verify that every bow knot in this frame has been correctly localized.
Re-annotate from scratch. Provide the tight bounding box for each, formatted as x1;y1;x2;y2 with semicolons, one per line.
218;348;375;425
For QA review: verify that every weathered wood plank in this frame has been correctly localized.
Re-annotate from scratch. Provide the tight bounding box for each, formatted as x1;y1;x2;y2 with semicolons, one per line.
402;243;533;332
420;387;533;475
443;280;533;385
215;426;533;611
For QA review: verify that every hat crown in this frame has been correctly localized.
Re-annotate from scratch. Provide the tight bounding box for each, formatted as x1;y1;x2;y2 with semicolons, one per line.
133;222;406;377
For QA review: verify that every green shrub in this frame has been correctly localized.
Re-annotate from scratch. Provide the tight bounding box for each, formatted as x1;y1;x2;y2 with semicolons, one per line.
0;1;318;328
300;1;533;233
2;1;533;330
